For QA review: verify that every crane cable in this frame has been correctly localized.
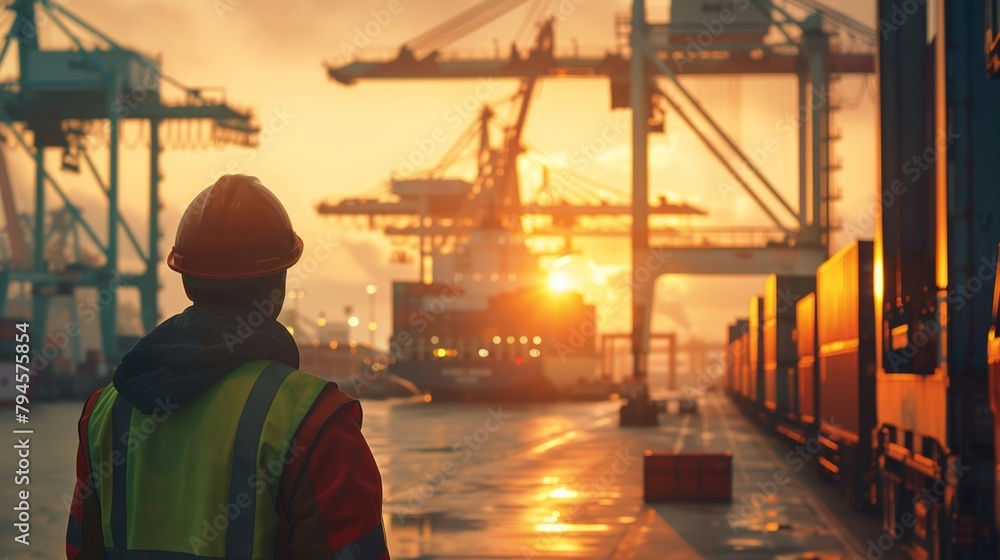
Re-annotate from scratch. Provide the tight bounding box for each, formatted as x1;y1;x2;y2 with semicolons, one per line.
409;0;522;52
513;0;552;46
407;0;533;56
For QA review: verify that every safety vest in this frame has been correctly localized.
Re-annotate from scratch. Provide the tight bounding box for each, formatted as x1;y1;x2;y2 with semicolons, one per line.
87;359;329;558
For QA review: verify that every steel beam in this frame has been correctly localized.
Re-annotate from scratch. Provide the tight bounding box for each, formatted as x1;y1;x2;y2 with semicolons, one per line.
142;118;161;331
631;0;651;386
328;53;873;84
31;141;47;346
648;246;828;276
101;76;121;364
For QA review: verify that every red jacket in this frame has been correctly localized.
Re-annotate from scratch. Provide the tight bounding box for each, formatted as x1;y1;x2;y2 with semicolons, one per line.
66;383;389;559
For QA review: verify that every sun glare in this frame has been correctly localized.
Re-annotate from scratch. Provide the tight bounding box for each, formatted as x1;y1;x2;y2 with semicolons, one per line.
549;273;571;293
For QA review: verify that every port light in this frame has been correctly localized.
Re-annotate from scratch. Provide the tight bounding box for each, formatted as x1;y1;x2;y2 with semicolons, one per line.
478;349;489;357
492;335;502;344
514;356;524;365
533;336;542;345
434;348;447;358
507;336;515;344
519;336;528;344
529;349;541;358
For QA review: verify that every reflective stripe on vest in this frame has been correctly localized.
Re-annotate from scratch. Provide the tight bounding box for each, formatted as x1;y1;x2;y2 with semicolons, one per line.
87;360;329;559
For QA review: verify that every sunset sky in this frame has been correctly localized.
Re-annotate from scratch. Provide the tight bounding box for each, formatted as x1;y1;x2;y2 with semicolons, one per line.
1;0;879;356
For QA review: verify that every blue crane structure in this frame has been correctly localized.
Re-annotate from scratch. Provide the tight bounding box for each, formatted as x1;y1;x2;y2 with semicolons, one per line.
0;0;257;370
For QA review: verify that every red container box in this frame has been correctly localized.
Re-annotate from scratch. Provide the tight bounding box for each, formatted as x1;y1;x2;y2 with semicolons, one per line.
643;450;733;503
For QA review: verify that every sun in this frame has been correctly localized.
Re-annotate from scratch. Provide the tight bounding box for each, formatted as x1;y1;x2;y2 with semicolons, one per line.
549;273;572;293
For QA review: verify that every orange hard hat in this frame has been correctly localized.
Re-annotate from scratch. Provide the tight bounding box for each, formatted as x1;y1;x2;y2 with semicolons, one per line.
167;174;304;279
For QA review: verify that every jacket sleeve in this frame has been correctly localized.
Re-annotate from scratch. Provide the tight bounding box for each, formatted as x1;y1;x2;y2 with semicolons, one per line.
67;389;106;560
275;385;388;559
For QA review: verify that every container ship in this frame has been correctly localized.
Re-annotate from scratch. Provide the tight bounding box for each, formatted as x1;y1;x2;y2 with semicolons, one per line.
389;220;601;400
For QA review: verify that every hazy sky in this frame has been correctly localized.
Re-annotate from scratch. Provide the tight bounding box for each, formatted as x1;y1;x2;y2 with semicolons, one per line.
2;0;879;354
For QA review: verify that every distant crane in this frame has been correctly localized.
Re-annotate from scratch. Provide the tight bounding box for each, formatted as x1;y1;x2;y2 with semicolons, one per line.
0;0;257;368
324;0;877;423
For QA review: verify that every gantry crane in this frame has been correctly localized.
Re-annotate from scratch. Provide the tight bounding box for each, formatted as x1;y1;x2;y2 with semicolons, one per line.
323;0;876;423
326;0;875;271
319;17;706;279
0;0;257;367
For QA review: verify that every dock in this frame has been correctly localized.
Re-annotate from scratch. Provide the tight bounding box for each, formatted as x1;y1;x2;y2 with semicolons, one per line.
0;393;908;559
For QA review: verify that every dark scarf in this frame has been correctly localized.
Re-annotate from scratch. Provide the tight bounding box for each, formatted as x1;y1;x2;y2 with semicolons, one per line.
113;305;299;414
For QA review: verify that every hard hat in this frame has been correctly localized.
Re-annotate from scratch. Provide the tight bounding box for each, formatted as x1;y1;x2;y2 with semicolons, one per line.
167;174;304;279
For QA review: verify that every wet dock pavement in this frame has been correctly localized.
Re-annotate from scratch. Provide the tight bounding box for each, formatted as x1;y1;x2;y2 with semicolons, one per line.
1;393;903;559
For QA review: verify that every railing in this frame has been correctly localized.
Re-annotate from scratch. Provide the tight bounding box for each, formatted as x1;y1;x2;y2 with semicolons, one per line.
649;226;789;248
330;45;622;66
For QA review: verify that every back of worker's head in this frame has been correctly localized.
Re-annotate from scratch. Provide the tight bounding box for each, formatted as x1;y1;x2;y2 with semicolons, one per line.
168;174;303;319
181;272;286;318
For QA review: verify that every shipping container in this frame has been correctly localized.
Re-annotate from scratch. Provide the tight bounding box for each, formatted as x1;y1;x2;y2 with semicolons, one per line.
763;275;815;414
990;246;1000;537
816;240;875;508
727;319;749;394
875;1;1000;556
795;293;817;425
739;331;751;400
748;296;764;406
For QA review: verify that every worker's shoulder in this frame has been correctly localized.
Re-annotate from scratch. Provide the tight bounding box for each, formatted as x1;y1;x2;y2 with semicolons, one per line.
288;368;360;418
75;385;108;429
286;370;365;449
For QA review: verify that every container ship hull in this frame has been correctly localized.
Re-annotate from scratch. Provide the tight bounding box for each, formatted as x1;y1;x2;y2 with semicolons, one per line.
393;355;599;400
390;279;602;401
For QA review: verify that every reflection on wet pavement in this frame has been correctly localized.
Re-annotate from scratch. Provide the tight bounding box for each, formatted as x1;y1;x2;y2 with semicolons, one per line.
0;393;905;559
366;394;904;559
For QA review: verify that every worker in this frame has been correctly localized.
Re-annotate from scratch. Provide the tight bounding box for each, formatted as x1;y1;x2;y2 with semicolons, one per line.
65;175;389;559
